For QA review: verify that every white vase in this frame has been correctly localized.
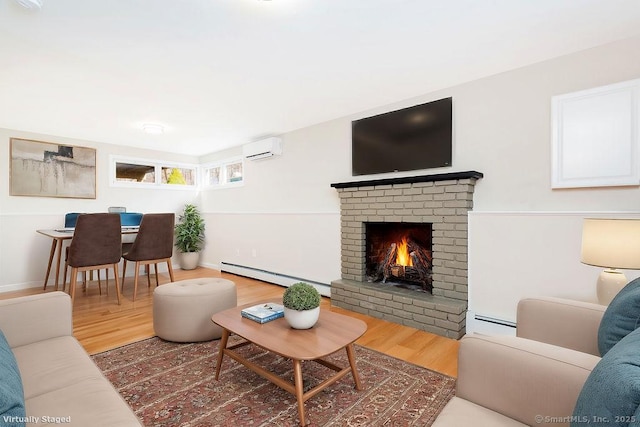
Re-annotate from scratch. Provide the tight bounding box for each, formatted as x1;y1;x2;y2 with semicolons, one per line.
284;306;320;329
178;252;200;270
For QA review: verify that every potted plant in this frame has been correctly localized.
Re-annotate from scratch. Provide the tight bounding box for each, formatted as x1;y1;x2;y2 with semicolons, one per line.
282;282;321;329
174;204;205;270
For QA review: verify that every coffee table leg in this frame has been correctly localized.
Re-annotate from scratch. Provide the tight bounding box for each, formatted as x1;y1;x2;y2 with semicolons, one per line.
215;329;230;380
292;359;307;426
346;344;363;390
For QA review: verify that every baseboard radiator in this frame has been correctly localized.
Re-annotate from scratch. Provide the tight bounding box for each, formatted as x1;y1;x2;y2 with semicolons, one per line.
466;312;517;336
219;262;331;297
474;315;516;328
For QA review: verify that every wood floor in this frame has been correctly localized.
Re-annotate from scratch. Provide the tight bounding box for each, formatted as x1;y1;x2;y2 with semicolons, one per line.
0;267;459;377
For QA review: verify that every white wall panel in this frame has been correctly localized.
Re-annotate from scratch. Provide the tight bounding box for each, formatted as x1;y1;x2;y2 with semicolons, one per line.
469;211;640;324
201;212;341;285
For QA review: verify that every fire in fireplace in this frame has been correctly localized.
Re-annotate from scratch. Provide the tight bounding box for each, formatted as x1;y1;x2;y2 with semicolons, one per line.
365;222;433;292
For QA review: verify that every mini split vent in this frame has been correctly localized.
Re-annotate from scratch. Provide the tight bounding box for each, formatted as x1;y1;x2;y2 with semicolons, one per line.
242;137;283;160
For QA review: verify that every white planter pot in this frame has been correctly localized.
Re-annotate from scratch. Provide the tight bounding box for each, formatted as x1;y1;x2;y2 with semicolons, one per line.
284;306;320;329
178;251;200;270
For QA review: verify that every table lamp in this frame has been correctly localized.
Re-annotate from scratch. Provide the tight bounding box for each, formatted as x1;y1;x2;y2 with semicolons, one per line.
581;218;640;305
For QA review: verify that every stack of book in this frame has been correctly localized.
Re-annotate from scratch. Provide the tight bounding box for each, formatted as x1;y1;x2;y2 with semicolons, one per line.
241;303;285;324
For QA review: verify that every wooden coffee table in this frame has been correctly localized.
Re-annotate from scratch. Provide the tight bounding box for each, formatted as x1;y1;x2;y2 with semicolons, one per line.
211;303;367;426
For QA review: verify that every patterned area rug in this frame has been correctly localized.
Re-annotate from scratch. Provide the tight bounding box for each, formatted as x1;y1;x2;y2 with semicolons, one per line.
92;336;455;427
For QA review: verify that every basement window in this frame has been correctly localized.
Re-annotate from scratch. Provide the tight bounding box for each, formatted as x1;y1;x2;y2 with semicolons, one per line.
203;157;244;188
161;167;196;185
115;161;156;183
111;156;197;189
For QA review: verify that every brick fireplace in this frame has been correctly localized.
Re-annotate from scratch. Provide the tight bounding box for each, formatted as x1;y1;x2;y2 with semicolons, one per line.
330;171;482;339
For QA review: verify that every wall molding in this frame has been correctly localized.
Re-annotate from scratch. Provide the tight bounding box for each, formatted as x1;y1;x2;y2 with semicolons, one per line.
203;211;339;216
470;210;640;217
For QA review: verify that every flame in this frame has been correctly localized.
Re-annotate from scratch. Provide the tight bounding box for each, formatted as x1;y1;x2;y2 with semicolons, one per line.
395;237;413;266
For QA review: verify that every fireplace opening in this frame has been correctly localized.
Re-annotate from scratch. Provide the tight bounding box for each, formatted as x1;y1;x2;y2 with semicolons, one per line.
365;222;433;293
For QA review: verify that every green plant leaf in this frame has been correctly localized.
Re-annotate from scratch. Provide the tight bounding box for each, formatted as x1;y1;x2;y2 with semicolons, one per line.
175;204;205;253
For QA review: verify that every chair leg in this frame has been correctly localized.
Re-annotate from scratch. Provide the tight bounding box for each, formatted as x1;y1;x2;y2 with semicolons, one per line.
167;259;175;283
113;264;122;305
62;262;69;293
133;261;140;302
105;268;109;296
70;267;78;304
97;269;102;295
153;263;159;287
121;259;128;293
146;263;152;288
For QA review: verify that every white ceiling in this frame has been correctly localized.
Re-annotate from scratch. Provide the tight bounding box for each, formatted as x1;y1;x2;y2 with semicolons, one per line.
2;0;640;156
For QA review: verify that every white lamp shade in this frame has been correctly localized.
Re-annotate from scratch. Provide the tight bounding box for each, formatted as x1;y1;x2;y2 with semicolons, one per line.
581;218;640;269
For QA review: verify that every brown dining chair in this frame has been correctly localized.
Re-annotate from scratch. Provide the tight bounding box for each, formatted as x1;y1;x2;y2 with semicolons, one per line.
64;213;123;305
121;213;175;301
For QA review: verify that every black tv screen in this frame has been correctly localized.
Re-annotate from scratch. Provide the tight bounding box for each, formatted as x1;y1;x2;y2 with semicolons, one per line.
351;97;452;176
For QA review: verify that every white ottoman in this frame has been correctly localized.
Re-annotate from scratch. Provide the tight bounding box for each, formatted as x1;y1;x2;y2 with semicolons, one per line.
153;277;237;342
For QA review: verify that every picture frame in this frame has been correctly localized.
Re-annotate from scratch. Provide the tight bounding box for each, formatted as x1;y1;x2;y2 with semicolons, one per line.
10;138;97;199
551;78;639;189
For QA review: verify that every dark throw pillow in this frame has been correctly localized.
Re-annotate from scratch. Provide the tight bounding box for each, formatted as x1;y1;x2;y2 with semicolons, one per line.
0;330;26;425
573;327;640;427
598;277;640;356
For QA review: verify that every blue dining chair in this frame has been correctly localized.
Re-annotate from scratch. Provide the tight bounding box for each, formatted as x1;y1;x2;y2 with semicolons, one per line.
64;213;83;228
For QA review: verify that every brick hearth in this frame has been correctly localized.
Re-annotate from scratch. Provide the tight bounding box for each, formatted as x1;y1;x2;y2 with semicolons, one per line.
330;171;482;339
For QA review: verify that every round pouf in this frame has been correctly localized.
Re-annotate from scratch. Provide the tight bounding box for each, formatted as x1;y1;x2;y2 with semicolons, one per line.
153;278;237;342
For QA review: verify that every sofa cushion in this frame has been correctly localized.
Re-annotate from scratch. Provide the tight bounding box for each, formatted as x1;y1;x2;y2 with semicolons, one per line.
0;330;26;422
13;335;141;426
25;377;141;427
573;327;640;426
11;336;106;400
432;396;527;427
598;277;640;356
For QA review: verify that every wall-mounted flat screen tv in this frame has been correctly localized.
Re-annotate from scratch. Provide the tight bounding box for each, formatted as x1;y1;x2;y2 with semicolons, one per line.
351;97;452;176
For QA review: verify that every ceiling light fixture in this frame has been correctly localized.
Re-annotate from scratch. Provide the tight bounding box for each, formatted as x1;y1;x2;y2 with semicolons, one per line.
142;124;164;135
13;0;43;10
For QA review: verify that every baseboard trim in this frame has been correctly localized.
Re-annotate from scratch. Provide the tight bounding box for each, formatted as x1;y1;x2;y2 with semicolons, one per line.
0;281;43;293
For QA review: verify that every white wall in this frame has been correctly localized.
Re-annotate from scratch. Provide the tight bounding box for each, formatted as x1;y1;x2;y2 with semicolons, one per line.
0;128;199;291
199;121;347;283
199;35;640;324
468;212;640;322
3;35;640;327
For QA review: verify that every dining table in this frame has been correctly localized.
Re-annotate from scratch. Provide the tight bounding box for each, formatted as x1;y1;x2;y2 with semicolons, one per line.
37;227;139;291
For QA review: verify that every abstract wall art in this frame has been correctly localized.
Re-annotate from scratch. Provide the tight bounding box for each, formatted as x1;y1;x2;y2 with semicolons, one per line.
10;138;96;199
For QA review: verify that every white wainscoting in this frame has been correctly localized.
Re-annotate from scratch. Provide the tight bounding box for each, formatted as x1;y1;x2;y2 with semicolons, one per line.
467;211;640;334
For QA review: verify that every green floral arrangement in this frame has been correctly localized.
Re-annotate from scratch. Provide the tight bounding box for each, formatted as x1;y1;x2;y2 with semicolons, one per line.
282;282;321;311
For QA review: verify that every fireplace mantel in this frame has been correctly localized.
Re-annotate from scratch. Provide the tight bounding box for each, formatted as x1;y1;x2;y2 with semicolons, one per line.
330;170;483;189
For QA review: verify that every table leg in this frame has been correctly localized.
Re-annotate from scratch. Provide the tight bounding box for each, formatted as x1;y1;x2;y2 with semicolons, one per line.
53;238;64;291
293;359;307;427
346;344;363;390
215;329;230;380
43;239;57;290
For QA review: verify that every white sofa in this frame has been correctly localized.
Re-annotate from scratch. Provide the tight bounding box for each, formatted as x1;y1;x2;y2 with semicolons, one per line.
0;292;141;426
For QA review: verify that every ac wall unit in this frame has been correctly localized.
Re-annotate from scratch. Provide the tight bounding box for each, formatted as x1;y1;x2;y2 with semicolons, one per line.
243;137;283;160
